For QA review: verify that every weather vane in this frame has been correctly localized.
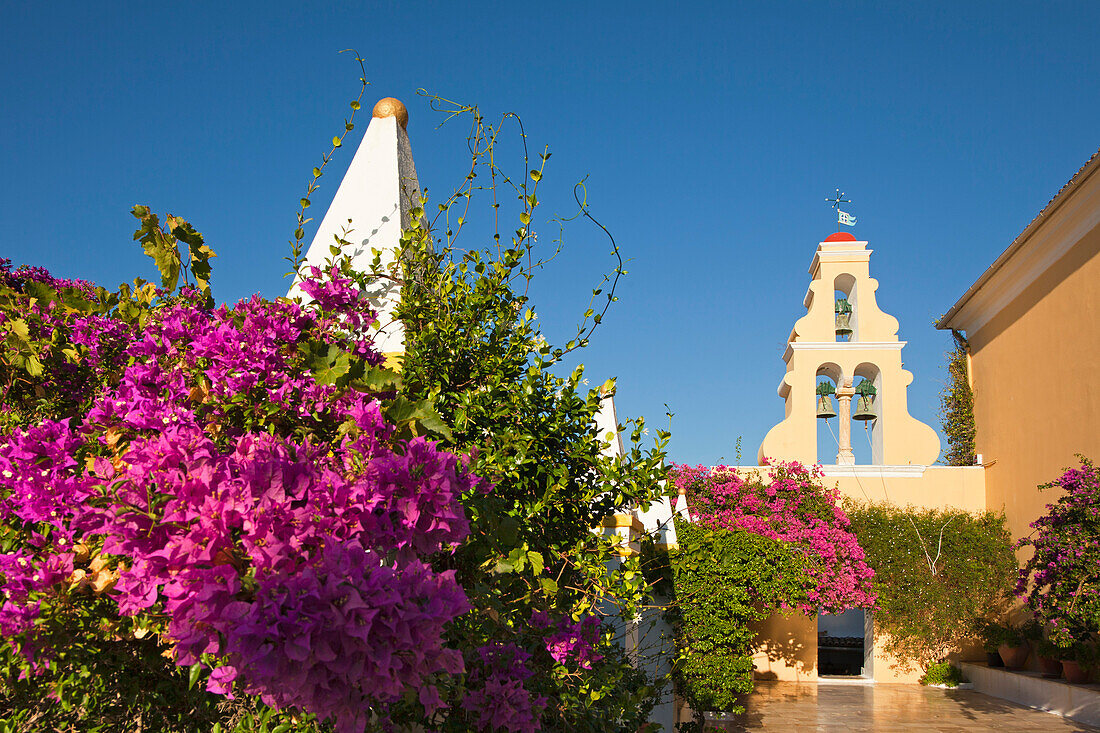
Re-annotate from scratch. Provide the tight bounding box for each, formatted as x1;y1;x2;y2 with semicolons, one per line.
826;188;857;227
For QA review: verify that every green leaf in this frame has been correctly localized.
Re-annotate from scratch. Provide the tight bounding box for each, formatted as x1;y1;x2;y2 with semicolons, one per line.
188;662;202;690
383;397;452;441
351;366;402;393
308;345;352;385
499;515;520;547
410;401;453;440
5;318;30;344
132;205;182;292
168;217;217;306
22;280;58;307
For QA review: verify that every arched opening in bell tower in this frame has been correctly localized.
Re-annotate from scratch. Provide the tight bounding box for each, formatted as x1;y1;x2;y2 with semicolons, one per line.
853;362;883;465
834;273;857;342
815;363;842;465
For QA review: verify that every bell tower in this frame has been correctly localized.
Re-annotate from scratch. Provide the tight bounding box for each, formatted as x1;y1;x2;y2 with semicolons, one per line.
758;232;940;466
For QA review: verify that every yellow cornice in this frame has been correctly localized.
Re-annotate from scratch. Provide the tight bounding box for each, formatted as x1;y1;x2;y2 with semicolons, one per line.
600;514;644;534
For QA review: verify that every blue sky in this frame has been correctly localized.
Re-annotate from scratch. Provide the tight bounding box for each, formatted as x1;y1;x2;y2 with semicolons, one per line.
3;2;1098;465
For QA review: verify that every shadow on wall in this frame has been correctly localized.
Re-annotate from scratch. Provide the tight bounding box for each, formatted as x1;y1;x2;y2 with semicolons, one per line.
749;612;816;681
867;629;988;681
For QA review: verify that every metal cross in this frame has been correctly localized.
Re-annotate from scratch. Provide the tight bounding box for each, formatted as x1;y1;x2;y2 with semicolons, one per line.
826;188;851;214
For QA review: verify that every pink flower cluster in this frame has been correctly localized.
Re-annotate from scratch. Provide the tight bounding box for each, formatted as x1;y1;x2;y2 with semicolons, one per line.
674;460;875;614
0;265;483;733
531;611;604;670
0;418;86;668
0;262;134;406
461;643;547;733
1017;459;1100;645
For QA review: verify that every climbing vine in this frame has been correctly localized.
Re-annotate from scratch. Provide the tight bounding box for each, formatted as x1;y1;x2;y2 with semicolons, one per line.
664;520;811;726
844;502;1016;669
939;330;976;466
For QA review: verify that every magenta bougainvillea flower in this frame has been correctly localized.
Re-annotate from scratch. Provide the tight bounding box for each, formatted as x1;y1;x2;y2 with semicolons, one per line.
461;643;547;733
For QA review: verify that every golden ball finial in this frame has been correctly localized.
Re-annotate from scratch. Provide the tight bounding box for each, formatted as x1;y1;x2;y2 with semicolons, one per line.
372;97;408;129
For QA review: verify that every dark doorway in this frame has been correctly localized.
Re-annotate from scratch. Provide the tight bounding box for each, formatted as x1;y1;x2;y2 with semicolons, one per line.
817;609;869;677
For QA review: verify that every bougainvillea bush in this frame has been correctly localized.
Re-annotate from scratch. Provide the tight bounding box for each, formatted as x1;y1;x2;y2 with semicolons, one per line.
662;461;872;731
0;209;666;732
1017;457;1100;650
0;208;491;732
673;460;876;614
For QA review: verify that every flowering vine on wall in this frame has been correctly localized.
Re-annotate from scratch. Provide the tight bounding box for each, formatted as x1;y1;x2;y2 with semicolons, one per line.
674;459;876;614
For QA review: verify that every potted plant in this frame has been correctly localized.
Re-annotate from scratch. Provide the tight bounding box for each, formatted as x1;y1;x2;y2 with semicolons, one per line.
997;622;1031;670
1060;643;1093;684
1034;638;1063;678
973;619;1006;667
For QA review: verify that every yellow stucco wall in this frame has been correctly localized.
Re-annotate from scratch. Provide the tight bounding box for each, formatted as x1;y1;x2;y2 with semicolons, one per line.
824;467;987;513
967;219;1100;546
750;612;818;682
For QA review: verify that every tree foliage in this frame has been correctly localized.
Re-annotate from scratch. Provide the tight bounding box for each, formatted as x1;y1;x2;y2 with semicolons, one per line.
844;502;1016;668
368;95;671;732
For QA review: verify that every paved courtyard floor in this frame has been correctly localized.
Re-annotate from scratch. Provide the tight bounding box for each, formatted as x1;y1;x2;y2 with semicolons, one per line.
708;680;1099;732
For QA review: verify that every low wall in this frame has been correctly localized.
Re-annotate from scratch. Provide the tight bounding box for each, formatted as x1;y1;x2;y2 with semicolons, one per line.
821;465;987;513
962;662;1100;727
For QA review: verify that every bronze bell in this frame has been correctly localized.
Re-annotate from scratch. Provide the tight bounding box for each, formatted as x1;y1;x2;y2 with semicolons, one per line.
816;393;837;419
835;298;853;338
853;394;876;421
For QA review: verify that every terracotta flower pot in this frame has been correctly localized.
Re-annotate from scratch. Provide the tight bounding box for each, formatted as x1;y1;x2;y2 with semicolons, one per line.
1037;655;1063;678
1062;659;1090;684
998;643;1030;670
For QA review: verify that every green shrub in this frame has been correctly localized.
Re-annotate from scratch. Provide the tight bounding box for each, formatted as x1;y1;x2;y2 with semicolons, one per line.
919;662;966;687
973;619;1013;652
667;519;812;717
845;503;1017;668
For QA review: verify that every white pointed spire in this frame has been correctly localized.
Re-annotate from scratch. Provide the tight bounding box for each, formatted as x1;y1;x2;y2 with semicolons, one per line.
289;97;421;357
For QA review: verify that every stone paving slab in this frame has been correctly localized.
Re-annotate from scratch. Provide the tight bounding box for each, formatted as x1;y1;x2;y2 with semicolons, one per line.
707;681;1100;731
